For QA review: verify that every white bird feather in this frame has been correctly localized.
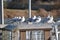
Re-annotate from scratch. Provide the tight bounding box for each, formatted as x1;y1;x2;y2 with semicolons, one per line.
21;16;25;22
35;16;41;23
32;15;36;19
47;16;55;23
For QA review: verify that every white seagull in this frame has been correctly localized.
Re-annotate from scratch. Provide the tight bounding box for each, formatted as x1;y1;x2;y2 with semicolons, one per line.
35;16;41;23
32;15;37;20
21;16;25;22
47;16;55;23
18;16;21;19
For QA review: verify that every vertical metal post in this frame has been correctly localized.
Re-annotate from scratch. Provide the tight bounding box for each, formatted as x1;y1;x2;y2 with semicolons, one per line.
29;0;31;18
55;25;58;40
17;30;20;40
30;31;32;40
11;31;12;40
2;0;4;24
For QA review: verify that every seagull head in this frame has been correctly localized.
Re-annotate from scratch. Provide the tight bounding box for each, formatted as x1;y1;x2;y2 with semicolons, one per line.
22;16;25;19
50;16;53;20
47;13;51;18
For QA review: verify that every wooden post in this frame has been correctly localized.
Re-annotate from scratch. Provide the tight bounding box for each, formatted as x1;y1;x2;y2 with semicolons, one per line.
44;30;50;40
20;31;26;40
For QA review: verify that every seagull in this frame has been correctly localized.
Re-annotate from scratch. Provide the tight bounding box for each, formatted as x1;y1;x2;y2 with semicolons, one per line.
47;12;55;23
47;16;55;23
32;15;37;22
21;16;25;22
27;15;37;22
18;16;21;19
32;15;37;20
7;16;20;24
9;16;19;22
18;16;21;21
41;17;50;23
27;18;32;22
35;16;41;23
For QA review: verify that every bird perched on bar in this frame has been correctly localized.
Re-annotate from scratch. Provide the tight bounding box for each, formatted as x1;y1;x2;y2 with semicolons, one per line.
47;12;55;23
47;16;55;23
27;15;37;24
35;16;41;23
18;16;21;21
10;16;19;22
27;15;37;22
21;16;25;22
32;15;37;20
41;17;50;23
8;16;21;24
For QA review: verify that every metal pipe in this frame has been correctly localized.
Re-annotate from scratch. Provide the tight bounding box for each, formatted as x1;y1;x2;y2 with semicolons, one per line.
2;0;4;24
11;31;12;40
28;0;31;18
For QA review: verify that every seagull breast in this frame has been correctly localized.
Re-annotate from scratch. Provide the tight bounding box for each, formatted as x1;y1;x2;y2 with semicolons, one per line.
21;16;25;22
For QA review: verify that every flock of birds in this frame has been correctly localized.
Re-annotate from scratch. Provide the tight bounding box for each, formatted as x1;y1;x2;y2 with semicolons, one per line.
8;14;60;25
4;14;60;40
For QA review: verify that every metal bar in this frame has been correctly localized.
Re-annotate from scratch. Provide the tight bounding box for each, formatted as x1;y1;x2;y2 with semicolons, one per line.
55;25;58;40
11;31;12;40
29;31;32;40
29;0;31;18
2;0;4;24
